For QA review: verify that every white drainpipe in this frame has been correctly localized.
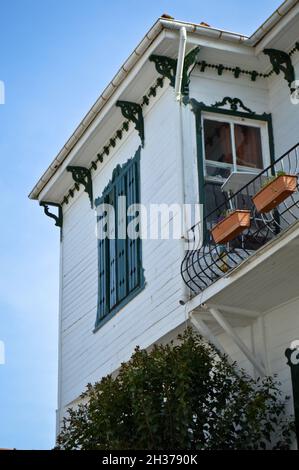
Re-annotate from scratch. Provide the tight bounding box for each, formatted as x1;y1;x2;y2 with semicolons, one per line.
175;27;189;305
175;27;187;101
175;26;187;235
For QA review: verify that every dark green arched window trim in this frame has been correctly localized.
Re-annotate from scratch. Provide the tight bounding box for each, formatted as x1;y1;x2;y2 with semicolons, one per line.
94;147;145;332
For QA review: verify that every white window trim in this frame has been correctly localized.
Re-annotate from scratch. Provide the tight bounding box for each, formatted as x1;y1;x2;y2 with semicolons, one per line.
201;112;271;183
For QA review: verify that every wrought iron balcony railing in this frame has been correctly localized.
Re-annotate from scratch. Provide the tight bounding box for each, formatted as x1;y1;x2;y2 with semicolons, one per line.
181;142;299;294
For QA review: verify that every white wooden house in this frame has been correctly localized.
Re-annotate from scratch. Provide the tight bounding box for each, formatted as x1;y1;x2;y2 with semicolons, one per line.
30;0;299;443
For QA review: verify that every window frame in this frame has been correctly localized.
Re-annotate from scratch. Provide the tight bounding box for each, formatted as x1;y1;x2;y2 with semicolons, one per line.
94;147;145;332
190;99;275;213
202;112;271;184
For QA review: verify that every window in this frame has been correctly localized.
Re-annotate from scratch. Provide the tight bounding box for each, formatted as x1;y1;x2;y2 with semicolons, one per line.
202;113;269;224
95;148;144;329
203;115;266;183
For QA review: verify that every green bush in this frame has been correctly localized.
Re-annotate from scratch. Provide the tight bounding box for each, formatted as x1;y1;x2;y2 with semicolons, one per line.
57;328;293;450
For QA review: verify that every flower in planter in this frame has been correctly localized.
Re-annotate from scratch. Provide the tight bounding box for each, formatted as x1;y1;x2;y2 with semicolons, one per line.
260;171;286;189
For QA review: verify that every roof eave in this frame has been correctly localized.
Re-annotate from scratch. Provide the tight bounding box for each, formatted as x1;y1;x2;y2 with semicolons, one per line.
28;19;251;201
29;19;164;200
247;0;298;47
29;1;298;200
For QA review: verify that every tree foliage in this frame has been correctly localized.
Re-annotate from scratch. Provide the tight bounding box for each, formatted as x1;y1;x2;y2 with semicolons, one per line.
57;328;293;450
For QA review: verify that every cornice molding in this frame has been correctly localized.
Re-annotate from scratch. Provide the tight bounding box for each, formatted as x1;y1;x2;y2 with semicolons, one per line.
195;41;299;93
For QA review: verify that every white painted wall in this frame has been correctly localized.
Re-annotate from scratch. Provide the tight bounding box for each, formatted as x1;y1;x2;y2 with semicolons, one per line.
268;53;299;157
216;296;299;417
186;57;299;358
58;84;187;421
57;44;299;432
189;67;270;115
189;54;299;162
184;56;299;431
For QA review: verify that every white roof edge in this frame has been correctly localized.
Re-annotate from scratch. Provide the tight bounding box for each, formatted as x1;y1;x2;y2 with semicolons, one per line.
29;19;163;200
247;0;298;45
159;18;248;41
29;1;297;200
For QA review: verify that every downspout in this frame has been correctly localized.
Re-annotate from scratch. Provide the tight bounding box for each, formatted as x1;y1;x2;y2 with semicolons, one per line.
56;227;64;438
175;26;187;233
175;27;187;102
175;27;189;306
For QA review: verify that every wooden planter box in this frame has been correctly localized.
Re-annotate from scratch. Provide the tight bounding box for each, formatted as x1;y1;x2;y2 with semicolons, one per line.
252;174;297;213
211;210;251;244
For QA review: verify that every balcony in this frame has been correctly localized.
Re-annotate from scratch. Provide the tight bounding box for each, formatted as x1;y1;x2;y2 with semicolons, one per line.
181;142;299;295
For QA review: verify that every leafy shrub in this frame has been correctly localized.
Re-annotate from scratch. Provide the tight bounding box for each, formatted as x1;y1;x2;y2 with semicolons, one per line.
57;328;293;450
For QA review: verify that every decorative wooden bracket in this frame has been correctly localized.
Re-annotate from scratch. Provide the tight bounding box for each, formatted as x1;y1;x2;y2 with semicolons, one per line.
116;101;144;147
264;48;295;91
181;47;200;95
149;55;177;87
285;347;299;448
149;47;200;96
40;201;63;228
67;166;93;208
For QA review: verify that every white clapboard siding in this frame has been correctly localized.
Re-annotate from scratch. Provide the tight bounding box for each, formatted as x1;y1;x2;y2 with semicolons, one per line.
216;296;299;402
190;67;269;115
58;48;299;424
59;84;186;410
268;55;299;157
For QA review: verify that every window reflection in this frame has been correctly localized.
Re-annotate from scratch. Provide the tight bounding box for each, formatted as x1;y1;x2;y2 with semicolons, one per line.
235;124;263;169
204;120;233;165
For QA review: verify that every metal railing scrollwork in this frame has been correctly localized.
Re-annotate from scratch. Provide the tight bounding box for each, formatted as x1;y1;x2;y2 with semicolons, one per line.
181;142;299;293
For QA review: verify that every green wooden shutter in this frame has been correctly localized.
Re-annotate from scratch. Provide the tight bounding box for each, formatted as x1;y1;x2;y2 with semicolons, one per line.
95;147;143;327
97;200;108;321
116;175;127;302
108;188;117;309
126;161;139;292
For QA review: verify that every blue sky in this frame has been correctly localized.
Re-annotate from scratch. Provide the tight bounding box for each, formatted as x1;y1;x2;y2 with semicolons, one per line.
0;0;282;450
